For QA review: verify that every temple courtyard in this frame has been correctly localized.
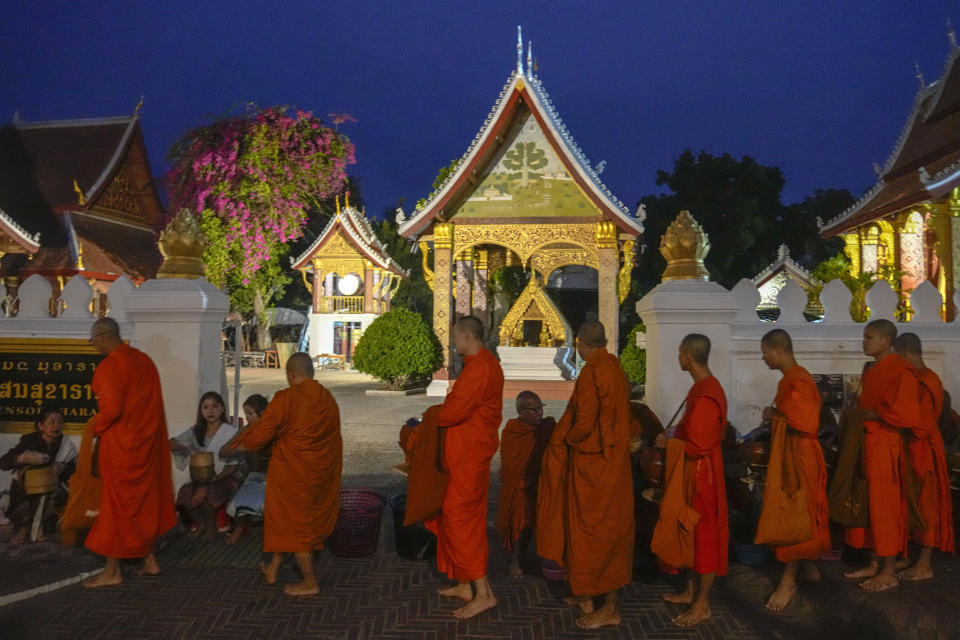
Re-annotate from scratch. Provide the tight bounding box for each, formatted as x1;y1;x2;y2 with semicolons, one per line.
1;369;959;639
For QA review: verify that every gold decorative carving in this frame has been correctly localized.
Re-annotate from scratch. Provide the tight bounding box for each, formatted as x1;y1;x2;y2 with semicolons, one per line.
434;222;454;249
453;223;597;264
98;172;141;215
311;258;365;278
419;240;434;290
474;248;488;270
316;231;360;257
660;210;710;282
498;276;567;347
156;208;206;279
595;221;617;249
617;239;634;303
301;269;313;294
73;180;85;206
530;248;598;279
841;232;860;277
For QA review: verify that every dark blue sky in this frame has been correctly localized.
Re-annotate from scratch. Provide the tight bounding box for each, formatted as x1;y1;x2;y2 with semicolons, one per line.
2;1;957;217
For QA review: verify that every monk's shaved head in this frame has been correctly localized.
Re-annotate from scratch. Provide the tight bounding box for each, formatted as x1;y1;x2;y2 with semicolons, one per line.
577;321;607;348
90;317;121;340
680;333;711;365
455;315;484;341
865;319;897;343
761;329;793;354
894;332;923;356
515;390;542;412
286;352;314;379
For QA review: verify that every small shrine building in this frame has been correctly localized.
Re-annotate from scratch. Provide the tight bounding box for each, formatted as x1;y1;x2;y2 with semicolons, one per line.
0;109;164;312
291;198;407;361
399;30;644;393
820;33;960;319
752;244;821;317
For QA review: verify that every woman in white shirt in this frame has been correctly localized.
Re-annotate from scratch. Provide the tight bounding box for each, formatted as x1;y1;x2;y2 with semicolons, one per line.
170;392;241;541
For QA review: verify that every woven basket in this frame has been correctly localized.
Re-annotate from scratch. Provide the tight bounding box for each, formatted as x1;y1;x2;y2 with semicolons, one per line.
23;466;57;495
328;490;387;557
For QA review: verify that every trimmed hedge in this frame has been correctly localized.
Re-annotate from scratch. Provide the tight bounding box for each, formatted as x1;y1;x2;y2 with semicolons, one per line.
352;308;442;389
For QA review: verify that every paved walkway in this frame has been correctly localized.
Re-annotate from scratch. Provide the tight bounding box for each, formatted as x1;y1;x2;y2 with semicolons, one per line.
2;369;959;638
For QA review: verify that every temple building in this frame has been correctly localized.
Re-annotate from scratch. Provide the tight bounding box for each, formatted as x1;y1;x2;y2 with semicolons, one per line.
399;29;644;395
820;32;960;319
291;197;407;361
0;108;164;313
752;244;821;318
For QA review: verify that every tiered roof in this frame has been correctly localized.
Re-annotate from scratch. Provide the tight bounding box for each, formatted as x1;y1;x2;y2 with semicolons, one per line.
752;244;819;289
821;37;960;237
399;30;643;238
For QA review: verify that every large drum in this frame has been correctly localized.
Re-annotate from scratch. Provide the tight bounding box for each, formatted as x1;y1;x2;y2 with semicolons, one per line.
23;466;58;495
189;452;215;483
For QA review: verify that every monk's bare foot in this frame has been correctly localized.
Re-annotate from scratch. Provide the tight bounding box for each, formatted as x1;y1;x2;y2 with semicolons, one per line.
226;526;246;545
798;563;821;582
673;602;711;627
438;582;473;602
765;581;797;612
10;528;28;544
563;595;595;614
662;589;694;605
895;557;910;570
453;595;497;619
260;560;280;585
83;571;123;589
576;608;621;628
859;573;898;592
897;565;933;581
283;580;320;596
508;562;524;579
135;555;161;577
844;563;878;579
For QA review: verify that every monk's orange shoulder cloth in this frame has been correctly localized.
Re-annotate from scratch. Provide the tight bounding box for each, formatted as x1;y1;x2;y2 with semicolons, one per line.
404;405;448;526
913;368;954;552
651;438;700;568
60;417;101;546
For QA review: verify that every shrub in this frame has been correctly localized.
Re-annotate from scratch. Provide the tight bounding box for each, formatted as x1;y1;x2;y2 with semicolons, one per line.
619;323;646;384
352;308;442;389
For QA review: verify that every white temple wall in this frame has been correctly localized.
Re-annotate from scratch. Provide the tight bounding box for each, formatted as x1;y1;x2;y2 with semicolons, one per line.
307;312;378;358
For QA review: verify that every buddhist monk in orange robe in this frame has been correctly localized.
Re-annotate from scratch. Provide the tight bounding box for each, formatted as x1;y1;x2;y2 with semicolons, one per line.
426;315;504;619
82;318;177;588
894;332;954;581
758;329;830;611
658;333;728;627
844;319;920;592
537;320;634;629
231;352;342;596
495;390;555;578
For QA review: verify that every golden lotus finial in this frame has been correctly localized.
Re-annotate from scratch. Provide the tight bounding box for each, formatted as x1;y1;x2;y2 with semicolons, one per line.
156;209;206;279
659;210;710;282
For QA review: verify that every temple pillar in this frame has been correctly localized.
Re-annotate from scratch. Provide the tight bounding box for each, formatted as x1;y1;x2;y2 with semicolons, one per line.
897;211;924;296
324;273;335;313
373;267;383;313
455;249;473;318
472;249;489;336
596;221;620;351
841;232;861;277
363;260;374;313
432;223;454;375
860;226;879;274
311;259;323;314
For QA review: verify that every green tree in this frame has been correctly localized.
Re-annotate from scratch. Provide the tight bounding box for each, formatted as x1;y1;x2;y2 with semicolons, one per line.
619;323;646;385
352;308;442;389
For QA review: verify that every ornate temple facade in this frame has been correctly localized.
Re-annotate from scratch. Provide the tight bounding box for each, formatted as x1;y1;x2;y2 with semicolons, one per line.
399;31;644;389
291;198;407;360
0;110;164;312
820;35;960;319
752;244;821;316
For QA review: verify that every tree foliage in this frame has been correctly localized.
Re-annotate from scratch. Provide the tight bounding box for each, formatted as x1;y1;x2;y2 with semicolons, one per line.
352;308;442;389
619;323;646;384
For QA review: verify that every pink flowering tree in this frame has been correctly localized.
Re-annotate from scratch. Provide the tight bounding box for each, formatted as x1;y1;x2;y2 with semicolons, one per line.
166;106;355;347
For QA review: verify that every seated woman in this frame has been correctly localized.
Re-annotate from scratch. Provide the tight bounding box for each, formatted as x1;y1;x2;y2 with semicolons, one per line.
221;394;271;544
0;408;78;543
170;392;241;541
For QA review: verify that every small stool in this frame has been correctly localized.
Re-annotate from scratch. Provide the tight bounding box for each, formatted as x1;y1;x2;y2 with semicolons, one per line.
264;349;279;368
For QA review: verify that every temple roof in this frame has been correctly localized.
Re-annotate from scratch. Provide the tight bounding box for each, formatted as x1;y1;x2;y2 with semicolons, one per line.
291;202;407;275
821;40;960;237
0;205;41;253
752;244;819;288
399;37;643;238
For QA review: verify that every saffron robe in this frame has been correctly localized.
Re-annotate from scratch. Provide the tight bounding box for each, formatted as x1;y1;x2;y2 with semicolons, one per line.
845;353;919;557
425;348;504;582
403;405;448;526
60;418;102;546
768;366;830;562
910;368;954;551
672;376;729;576
537;349;634;596
238;379;342;552
495;416;555;550
84;345;176;558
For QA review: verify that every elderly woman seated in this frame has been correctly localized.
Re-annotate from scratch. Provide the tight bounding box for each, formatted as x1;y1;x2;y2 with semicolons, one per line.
221;394;271;544
0;408;77;543
170;392;241;541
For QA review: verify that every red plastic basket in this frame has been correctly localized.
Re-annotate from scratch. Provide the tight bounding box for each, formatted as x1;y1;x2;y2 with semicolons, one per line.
327;490;387;557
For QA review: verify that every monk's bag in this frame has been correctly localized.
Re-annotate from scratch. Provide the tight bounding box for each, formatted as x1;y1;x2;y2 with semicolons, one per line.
754;416;812;546
403;406;449;526
828;409;869;528
651;438;700;568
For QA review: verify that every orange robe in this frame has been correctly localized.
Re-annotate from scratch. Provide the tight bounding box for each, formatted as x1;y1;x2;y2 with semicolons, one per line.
495;416;555;550
425;348;504;581
537;349;634;596
84;345;176;558
673;376;728;576
238;379;342;552
910;368;954;551
770;365;830;562
845;353;919;557
60;418;102;546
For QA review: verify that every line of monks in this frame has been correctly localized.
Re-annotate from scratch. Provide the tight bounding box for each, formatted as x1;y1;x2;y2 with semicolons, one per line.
68;314;954;631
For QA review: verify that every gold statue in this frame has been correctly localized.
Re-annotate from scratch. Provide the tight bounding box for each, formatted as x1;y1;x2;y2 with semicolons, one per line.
156;209;207;280
660;210;710;282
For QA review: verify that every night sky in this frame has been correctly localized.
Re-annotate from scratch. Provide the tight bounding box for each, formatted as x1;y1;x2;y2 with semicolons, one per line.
2;1;957;218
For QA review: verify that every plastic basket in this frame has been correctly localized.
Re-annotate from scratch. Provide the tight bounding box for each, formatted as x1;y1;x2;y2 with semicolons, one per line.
387;493;437;560
327;490;387;557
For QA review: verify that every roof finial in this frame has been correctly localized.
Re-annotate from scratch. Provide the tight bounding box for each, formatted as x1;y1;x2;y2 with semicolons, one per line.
949;18;958;50
915;61;926;89
134;95;144;117
335;196;341;215
73;179;86;206
526;40;533;78
516;26;524;75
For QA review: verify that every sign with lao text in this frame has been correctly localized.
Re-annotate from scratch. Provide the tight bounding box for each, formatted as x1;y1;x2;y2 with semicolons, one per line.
0;338;105;434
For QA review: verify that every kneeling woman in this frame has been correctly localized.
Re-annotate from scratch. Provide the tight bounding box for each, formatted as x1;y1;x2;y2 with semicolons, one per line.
170;392;241;540
221;394;271;544
0;409;77;543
